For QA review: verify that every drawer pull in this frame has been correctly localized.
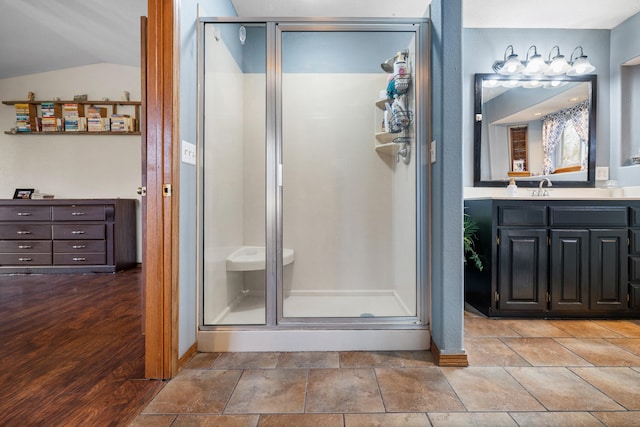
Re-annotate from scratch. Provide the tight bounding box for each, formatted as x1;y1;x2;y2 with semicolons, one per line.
18;257;32;262
71;231;85;235
18;245;32;249
71;212;85;216
72;257;87;262
17;212;32;216
72;245;86;249
16;231;31;235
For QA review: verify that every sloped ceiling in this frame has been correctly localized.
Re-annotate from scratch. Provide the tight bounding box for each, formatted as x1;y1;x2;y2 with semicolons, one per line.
0;0;146;79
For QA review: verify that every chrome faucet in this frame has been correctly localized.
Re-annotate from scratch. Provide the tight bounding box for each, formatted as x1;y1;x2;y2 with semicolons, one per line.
532;178;552;196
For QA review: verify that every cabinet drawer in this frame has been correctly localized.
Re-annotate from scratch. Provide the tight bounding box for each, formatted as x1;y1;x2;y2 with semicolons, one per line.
0;224;51;240
0;253;51;265
52;224;104;240
52;205;105;221
0;206;50;221
53;253;106;265
550;207;627;227
53;240;105;253
498;206;546;226
0;240;51;253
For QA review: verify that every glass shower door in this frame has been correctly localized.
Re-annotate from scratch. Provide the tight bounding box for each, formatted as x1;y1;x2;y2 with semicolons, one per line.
202;23;267;325
279;28;418;320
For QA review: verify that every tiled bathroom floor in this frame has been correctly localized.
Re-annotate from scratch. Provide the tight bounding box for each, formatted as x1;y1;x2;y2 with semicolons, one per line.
132;312;640;426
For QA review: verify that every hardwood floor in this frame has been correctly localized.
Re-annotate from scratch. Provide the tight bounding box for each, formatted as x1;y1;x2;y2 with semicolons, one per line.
0;267;164;426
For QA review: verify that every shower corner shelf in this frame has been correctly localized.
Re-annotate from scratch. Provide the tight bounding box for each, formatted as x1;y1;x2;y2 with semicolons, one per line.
375;131;397;144
374;142;401;155
375;98;390;110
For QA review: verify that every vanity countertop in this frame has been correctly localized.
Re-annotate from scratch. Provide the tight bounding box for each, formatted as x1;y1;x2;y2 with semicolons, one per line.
464;186;640;201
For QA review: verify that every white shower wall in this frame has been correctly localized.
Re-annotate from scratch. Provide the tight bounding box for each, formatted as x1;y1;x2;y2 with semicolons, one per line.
203;31;247;324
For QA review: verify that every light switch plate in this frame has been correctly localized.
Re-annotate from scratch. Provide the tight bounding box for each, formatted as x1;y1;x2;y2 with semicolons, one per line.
430;140;436;164
181;140;196;165
595;166;609;180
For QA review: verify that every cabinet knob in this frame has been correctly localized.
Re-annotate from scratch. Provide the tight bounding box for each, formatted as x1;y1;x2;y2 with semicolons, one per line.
16;230;31;235
71;230;85;235
18;257;32;262
72;257;87;262
72;245;86;249
71;212;85;216
18;245;32;249
17;212;32;216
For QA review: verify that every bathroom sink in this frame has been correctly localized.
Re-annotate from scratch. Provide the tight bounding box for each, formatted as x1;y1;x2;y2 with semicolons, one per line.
226;246;295;271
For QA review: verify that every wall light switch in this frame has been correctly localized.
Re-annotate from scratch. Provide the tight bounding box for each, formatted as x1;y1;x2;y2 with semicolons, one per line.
595;166;609;180
182;140;196;165
430;140;436;164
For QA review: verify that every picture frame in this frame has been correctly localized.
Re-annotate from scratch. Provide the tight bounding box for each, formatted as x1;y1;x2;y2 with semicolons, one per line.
13;188;34;199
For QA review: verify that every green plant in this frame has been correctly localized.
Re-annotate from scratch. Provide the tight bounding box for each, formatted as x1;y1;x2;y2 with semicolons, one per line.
464;213;483;271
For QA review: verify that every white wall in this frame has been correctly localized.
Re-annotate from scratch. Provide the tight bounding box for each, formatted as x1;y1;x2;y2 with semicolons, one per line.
0;63;142;260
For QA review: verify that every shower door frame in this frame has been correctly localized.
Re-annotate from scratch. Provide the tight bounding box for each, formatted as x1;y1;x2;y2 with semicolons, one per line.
198;17;430;336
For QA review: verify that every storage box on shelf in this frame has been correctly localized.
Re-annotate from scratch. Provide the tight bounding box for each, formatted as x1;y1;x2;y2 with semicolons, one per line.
0;199;136;273
2;99;141;135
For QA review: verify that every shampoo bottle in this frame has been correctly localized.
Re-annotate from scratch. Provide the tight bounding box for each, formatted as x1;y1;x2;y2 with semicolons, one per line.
506;177;518;196
393;51;407;77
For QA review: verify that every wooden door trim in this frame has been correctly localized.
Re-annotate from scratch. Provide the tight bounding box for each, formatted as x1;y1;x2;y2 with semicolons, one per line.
144;0;177;379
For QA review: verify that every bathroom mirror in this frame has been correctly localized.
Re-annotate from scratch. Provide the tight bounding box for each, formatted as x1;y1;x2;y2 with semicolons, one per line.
474;73;597;187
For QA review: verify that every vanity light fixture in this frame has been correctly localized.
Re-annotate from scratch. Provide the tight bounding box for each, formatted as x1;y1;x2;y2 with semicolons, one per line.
567;46;595;75
492;45;595;78
492;45;524;75
523;45;548;76
545;45;571;76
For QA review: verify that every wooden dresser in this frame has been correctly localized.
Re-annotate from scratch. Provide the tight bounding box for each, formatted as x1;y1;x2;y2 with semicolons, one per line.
0;199;136;273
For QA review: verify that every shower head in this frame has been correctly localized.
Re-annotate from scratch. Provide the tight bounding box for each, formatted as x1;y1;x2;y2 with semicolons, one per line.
381;56;395;73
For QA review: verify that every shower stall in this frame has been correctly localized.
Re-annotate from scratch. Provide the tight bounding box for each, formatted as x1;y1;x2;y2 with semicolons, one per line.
198;18;430;351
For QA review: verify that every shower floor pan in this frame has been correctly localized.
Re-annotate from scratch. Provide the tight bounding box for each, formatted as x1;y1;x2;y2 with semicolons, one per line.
212;290;413;324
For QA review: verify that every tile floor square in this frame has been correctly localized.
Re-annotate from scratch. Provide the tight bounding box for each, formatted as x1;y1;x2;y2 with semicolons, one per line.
224;369;307;414
305;368;385;413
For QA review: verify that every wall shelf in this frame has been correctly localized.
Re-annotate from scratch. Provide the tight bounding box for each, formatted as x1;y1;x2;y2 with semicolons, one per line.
374;142;401;155
2;99;141;135
375;131;397;144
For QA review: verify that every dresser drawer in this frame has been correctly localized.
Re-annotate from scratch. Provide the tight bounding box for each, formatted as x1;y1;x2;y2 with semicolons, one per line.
0;206;50;221
0;240;51;253
0;224;51;240
52;224;105;240
550;206;628;227
53;253;106;265
0;253;51;265
53;240;105;253
52;205;105;221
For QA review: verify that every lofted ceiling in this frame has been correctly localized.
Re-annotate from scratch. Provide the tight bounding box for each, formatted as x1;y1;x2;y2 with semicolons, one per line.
0;0;146;79
0;0;639;79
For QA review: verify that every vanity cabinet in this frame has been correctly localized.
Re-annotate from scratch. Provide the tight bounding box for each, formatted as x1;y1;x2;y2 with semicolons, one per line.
465;199;638;318
0;199;136;273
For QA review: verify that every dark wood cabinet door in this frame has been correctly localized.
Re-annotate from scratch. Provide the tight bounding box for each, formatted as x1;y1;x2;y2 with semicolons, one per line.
498;228;548;312
550;229;589;311
590;229;628;310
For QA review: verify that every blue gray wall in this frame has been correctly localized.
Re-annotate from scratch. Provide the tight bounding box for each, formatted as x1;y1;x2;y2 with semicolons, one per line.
610;11;640;185
462;28;611;187
178;0;237;358
430;0;465;357
464;12;640;188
